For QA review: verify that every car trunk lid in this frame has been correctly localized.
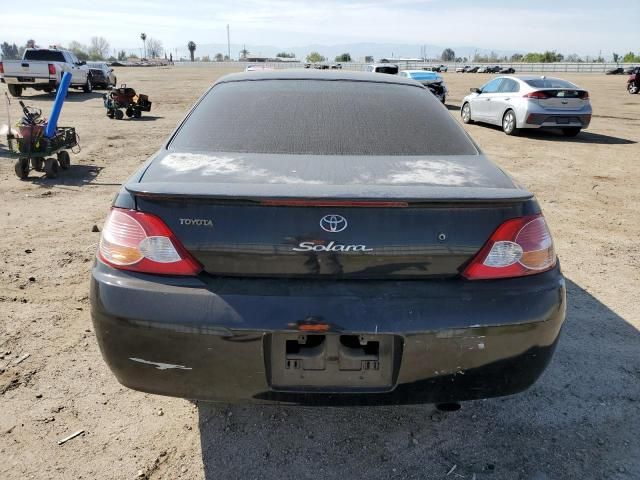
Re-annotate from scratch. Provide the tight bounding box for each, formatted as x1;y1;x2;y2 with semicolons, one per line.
532;89;589;110
128;151;535;279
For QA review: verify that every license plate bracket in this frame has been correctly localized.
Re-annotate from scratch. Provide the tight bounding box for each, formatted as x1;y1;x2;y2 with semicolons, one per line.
556;116;570;124
266;333;402;392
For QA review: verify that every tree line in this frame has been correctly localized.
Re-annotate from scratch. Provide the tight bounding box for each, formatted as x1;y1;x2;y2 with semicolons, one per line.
1;36;164;62
3;40;639;64
442;48;640;64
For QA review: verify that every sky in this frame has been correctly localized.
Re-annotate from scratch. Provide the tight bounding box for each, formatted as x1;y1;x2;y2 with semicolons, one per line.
1;0;638;59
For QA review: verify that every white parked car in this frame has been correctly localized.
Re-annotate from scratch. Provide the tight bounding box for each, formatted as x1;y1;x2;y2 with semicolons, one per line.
0;48;92;97
245;64;274;72
461;75;592;136
366;64;399;74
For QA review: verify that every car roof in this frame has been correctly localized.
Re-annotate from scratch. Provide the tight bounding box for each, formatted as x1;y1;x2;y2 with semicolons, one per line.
216;69;419;86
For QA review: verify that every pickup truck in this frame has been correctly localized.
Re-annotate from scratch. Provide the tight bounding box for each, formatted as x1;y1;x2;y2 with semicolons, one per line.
0;48;93;97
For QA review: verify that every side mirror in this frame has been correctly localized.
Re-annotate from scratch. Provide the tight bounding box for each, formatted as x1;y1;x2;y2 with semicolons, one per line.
76;61;86;66
470;87;481;93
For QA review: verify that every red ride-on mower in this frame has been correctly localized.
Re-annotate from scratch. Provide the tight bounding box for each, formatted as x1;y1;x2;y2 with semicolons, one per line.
103;84;152;119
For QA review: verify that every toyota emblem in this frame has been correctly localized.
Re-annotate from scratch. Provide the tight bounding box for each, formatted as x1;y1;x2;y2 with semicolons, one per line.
320;214;348;233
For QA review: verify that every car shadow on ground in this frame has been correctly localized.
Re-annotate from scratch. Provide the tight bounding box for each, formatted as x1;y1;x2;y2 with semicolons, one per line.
522;129;637;145
471;123;636;145
445;103;460;112
197;279;639;479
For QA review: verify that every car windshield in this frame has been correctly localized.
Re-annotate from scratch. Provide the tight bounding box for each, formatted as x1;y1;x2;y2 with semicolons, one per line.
524;78;577;88
23;50;66;62
408;72;441;81
170;79;477;156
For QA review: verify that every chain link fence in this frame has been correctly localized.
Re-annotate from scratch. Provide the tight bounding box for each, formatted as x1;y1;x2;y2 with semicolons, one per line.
175;61;636;74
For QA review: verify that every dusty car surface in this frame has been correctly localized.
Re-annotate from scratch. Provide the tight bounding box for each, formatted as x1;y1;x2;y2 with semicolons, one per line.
462;75;592;136
90;70;566;405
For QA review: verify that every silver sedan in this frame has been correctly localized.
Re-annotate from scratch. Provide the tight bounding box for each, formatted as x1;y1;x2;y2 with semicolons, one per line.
461;75;592;136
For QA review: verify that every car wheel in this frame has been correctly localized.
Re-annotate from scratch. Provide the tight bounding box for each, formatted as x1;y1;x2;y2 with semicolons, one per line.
502;110;518;135
7;84;23;97
83;76;93;93
561;127;581;137
628;83;639;94
461;103;473;124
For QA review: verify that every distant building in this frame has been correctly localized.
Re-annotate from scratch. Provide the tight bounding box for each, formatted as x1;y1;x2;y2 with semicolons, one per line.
242;56;298;63
379;57;423;64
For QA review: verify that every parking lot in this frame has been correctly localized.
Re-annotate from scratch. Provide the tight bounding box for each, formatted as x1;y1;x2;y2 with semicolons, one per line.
0;67;638;479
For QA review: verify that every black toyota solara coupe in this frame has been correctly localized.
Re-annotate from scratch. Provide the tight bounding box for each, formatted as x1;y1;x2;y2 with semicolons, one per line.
90;70;565;405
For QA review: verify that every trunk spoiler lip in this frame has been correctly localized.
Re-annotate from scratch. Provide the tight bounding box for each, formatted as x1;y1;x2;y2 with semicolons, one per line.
125;182;534;204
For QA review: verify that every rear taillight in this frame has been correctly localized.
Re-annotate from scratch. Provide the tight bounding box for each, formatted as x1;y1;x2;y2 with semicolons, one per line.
523;91;550;99
0;62;4;74
462;215;556;280
48;63;56;75
577;90;589;99
98;208;202;276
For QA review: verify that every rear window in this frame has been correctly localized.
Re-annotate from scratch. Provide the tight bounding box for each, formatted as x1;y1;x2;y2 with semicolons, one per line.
524;78;576;88
170;80;477;156
23;50;66;62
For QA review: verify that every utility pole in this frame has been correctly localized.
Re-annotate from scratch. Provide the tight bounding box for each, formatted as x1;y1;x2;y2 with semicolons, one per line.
227;24;231;61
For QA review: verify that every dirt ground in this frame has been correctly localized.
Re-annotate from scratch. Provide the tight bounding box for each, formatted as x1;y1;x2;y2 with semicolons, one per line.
0;67;638;480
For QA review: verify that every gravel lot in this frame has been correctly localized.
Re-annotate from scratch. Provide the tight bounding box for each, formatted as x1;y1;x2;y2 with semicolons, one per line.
0;67;638;480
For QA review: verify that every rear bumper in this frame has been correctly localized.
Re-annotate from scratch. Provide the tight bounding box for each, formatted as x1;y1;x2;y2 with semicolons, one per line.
90;262;566;405
523;114;591;129
2;76;57;88
519;105;592;129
